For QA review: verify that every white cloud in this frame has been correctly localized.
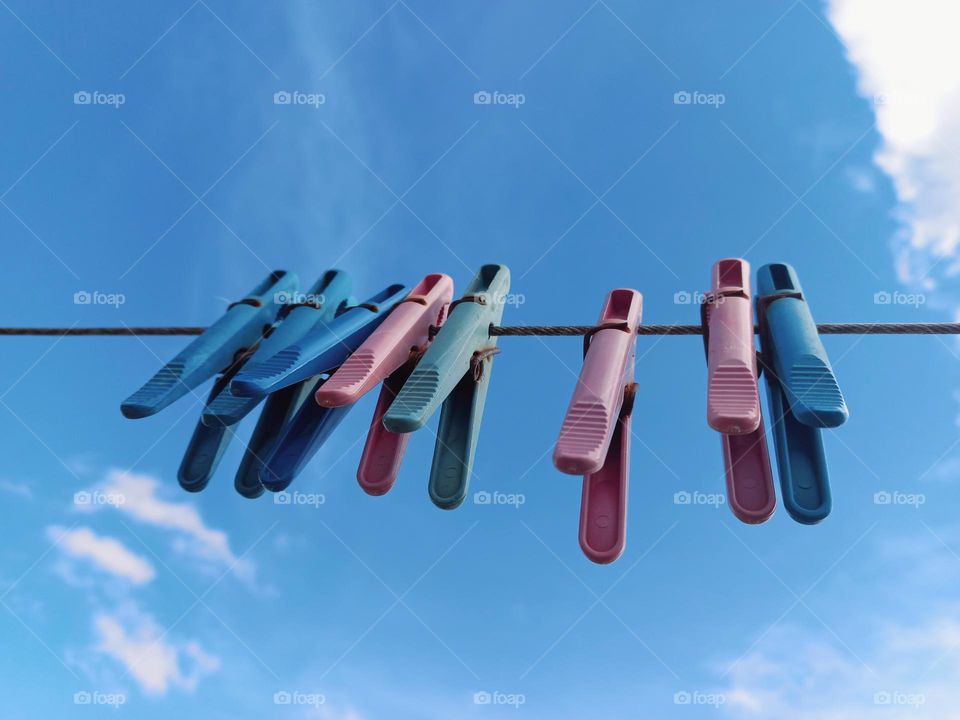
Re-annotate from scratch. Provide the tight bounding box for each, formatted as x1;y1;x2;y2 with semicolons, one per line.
47;525;155;586
719;616;960;719
0;478;32;499
93;603;221;695
80;469;254;583
829;1;960;301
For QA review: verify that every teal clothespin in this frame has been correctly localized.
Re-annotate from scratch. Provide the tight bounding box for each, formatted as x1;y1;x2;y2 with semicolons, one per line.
383;264;510;509
121;270;297;419
756;263;843;524
178;270;353;494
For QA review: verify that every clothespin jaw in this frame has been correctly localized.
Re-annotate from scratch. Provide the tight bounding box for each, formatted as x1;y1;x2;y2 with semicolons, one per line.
383;264;511;509
554;289;642;475
554;289;641;564
120;270;296;419
229;284;409;398
702;259;775;525
201;269;353;427
756;263;848;428
258;377;355;492
315;273;453;408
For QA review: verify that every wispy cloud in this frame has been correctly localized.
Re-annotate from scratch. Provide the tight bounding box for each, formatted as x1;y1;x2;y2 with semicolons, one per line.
47;525;155;586
79;469;255;583
93;602;220;695
829;1;960;308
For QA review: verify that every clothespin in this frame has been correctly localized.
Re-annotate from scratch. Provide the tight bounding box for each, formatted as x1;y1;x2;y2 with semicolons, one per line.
315;274;454;496
229;284;409;397
756;263;845;524
222;283;407;492
180;270;353;496
383;264;511;509
554;289;642;564
120;270;296;419
702;259;776;524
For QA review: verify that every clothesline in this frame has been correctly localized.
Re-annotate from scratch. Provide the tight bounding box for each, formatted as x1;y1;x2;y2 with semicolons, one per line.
1;322;959;336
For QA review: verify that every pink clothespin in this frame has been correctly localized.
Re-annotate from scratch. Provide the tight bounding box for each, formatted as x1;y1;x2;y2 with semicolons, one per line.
315;273;453;495
703;258;775;524
554;289;642;564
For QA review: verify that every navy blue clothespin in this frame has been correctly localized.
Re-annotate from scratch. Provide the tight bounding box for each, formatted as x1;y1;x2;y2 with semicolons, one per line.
121;271;296;419
230;283;409;492
177;270;353;494
756;263;847;524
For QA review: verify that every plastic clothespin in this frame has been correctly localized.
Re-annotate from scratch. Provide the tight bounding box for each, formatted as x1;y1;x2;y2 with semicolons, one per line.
229;284;409;398
702;259;776;524
227;283;407;492
120;270;296;419
383;264;511;510
178;270;353;496
756;263;844;524
315;274;454;496
554;289;642;564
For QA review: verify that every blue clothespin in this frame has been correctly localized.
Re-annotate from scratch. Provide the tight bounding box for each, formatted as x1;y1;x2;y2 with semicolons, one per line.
756;263;845;524
383;264;511;509
121;270;296;419
258;377;354;492
230;284;408;398
177;270;353;494
225;283;407;491
756;264;847;428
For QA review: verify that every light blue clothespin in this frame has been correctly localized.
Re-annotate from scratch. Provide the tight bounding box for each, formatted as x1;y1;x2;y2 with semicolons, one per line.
177;270;353;494
121;271;296;419
383;264;510;509
756;263;844;524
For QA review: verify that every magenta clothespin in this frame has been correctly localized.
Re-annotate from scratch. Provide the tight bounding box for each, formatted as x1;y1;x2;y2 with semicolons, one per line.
703;258;775;524
315;273;453;495
554;289;642;564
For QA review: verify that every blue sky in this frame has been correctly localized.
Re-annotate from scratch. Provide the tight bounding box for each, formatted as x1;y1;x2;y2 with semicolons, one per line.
2;1;960;718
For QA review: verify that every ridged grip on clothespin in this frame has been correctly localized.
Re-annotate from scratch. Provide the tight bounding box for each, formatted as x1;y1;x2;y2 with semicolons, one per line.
120;270;296;419
756;263;848;429
705;258;761;435
554;289;642;475
229;284;408;398
316;273;453;408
